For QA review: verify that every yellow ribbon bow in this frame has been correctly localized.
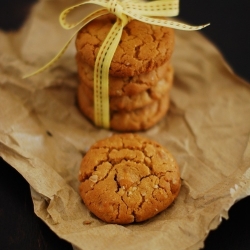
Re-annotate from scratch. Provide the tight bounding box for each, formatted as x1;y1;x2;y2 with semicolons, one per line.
24;0;209;129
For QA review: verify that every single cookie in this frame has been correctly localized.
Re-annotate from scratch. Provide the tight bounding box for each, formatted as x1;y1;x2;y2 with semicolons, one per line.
78;75;172;111
110;95;170;131
75;14;175;77
78;133;181;224
77;88;170;131
77;55;173;97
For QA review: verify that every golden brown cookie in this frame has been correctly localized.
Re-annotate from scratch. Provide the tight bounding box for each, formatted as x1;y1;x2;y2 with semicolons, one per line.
110;95;170;131
77;88;170;131
78;133;181;224
78;75;172;111
75;14;175;77
76;55;173;97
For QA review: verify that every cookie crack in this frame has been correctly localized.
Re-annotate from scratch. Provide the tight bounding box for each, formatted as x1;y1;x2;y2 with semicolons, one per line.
114;171;120;192
115;203;120;221
83;185;95;196
113;170;133;222
136;190;147;213
134;45;141;59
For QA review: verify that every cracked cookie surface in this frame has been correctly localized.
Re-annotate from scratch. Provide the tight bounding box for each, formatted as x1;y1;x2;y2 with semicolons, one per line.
78;133;181;224
75;14;175;77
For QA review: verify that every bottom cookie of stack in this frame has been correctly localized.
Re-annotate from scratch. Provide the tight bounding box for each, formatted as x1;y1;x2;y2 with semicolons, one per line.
77;65;173;131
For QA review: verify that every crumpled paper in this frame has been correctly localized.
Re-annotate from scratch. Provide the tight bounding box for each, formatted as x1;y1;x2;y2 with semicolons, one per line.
0;1;250;250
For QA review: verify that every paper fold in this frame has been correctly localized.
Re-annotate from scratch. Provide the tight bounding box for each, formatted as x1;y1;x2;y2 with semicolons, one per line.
0;1;250;249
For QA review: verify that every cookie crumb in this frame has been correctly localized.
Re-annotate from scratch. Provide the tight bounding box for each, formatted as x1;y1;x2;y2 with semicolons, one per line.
172;178;179;185
83;220;93;225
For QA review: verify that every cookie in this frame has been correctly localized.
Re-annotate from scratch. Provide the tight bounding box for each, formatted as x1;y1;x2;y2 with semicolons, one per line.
75;14;175;77
77;88;170;131
78;133;181;224
77;55;173;97
110;95;170;131
78;75;172;111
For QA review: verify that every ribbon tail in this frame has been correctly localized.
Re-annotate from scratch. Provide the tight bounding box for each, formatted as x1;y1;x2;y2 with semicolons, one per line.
22;30;78;79
23;9;109;79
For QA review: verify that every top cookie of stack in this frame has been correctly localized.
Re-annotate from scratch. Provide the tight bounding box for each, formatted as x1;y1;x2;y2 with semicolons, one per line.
76;14;175;131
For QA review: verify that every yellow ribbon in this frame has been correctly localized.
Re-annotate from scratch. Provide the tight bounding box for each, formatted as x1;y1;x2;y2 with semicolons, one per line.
23;0;209;129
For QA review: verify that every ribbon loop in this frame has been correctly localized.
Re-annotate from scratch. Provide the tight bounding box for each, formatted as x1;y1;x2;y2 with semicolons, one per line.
123;0;179;17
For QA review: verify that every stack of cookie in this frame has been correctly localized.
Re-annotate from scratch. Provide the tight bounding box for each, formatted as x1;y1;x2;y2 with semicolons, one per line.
75;14;175;132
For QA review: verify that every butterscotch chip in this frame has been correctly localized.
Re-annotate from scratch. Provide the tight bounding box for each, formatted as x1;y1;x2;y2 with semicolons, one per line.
77;56;173;97
78;133;181;224
75;14;175;77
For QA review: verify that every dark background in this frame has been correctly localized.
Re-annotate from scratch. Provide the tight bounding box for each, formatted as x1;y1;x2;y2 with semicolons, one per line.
0;0;250;249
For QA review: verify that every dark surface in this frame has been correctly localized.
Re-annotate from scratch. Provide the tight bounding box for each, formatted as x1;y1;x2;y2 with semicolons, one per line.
178;0;250;83
0;0;250;250
0;158;73;250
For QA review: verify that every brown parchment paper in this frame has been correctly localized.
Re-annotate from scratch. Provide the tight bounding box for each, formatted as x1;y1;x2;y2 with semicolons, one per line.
0;1;250;249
